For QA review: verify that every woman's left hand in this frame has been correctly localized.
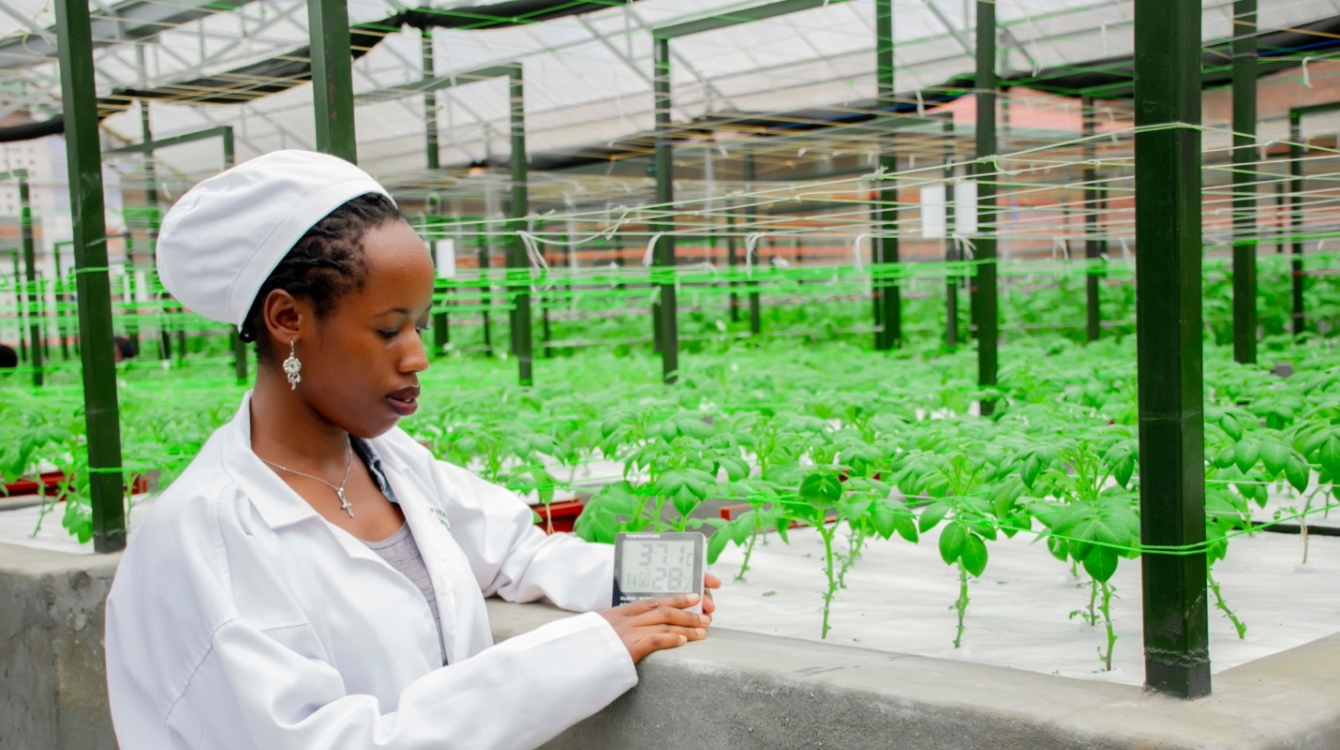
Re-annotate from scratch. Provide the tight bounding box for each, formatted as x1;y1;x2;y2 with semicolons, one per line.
702;573;721;616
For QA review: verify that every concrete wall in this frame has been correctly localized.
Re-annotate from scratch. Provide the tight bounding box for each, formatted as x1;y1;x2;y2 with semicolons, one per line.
4;541;1340;750
485;600;1340;750
0;544;119;750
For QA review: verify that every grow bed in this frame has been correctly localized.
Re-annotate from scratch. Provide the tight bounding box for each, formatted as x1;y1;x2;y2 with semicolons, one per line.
705;523;1340;684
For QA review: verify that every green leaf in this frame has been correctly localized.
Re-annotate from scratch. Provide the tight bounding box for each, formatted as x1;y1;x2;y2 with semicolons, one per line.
870;501;897;539
938;522;966;566
919;501;950;532
893;513;919;543
838;495;872;522
1234;440;1260;473
719;455;750;482
1318;433;1340;478
1082;546;1119;583
707;528;729;564
799;469;843;509
1221;412;1244;441
1285;452;1311;494
730;512;755;546
1260;440;1289;477
961;532;988;577
1211;444;1236;469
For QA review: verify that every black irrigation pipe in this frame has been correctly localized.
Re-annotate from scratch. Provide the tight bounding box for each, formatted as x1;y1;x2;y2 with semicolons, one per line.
1252;521;1340;537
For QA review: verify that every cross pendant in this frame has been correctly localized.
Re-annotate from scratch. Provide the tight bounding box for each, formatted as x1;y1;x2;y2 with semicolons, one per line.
337;488;354;518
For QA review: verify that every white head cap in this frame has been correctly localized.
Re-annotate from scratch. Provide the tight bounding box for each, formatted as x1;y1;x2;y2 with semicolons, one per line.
156;150;393;328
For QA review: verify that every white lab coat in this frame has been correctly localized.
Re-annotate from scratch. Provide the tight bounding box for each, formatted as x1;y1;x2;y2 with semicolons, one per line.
105;394;637;749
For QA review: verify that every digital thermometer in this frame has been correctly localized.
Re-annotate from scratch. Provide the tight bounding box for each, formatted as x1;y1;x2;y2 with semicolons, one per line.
612;531;706;615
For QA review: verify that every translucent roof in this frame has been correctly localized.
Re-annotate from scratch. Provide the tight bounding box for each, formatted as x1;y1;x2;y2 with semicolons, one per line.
2;0;1339;184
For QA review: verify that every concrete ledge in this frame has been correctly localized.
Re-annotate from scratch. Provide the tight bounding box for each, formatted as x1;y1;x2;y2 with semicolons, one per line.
4;541;1338;750
487;600;1340;750
0;543;120;750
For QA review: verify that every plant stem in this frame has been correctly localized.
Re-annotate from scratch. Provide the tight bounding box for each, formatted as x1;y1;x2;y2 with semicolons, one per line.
1097;580;1118;671
819;524;837;639
1207;568;1247;639
837;524;865;590
736;516;760;582
952;562;969;649
1301;491;1314;565
1086;577;1099;627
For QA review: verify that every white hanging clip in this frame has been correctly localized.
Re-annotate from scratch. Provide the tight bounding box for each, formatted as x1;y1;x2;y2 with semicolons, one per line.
745;232;763;277
852;233;868;273
1303;57;1313;89
643;233;663;266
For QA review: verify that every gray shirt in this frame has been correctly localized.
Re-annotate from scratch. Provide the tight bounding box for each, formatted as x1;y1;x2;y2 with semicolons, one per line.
355;439;448;666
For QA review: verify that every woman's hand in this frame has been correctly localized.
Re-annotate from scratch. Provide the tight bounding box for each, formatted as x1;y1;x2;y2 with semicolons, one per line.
599;593;712;664
702;573;721;616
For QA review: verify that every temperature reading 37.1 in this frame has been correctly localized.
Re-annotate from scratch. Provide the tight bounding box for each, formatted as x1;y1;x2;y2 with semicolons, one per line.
619;539;695;592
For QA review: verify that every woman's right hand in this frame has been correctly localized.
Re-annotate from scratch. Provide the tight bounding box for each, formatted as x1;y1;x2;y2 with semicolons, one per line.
598;594;710;664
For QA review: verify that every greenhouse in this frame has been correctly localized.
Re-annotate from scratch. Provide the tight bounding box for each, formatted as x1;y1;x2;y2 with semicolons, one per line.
2;0;1340;747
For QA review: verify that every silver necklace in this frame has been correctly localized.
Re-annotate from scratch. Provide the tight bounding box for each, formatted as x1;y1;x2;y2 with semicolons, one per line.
261;447;356;518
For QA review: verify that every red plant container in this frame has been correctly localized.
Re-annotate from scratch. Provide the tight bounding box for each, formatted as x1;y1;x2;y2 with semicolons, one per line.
2;471;149;500
534;499;585;534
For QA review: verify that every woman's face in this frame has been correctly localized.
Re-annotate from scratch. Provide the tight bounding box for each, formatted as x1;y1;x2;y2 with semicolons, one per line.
296;220;435;439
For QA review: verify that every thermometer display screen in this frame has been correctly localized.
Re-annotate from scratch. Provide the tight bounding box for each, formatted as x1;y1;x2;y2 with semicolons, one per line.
619;539;697;593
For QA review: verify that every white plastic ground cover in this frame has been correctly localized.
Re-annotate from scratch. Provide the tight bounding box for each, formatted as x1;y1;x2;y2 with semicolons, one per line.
706;523;1340;684
0;495;156;555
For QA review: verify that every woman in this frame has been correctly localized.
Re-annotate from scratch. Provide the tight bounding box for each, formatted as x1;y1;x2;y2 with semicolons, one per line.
105;150;718;749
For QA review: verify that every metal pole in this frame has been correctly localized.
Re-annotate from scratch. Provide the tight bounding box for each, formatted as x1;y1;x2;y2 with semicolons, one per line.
508;69;534;385
55;0;127;553
477;229;493;356
139;102;171;363
1232;0;1257;364
654;37;679;384
53;241;69;360
18;171;41;386
1289;115;1305;337
726;208;739;321
218;129;247;384
875;0;899;350
428;196;449;355
974;0;998;415
944;117;958;348
11;252;25;364
1083;96;1102;342
308;0;357;162
423;29;440;171
1134;0;1211;699
744;154;761;335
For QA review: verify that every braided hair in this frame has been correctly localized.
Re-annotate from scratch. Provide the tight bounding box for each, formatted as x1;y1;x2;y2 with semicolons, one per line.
240;192;405;363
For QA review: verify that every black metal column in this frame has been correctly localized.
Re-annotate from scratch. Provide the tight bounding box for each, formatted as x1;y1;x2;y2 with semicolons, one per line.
1083;96;1102;342
874;0;899;350
727;208;739;321
18;170;42;387
423;29;439;171
1134;0;1211;699
653;37;679;383
1289;115;1305;337
944;117;958;348
1232;0;1257;364
508;69;533;385
744;154;761;335
221;131;248;384
308;0;357;162
974;0;998;415
55;0;127;553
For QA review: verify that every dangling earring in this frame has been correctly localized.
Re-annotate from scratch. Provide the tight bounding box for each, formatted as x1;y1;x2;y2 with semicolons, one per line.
283;340;302;390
